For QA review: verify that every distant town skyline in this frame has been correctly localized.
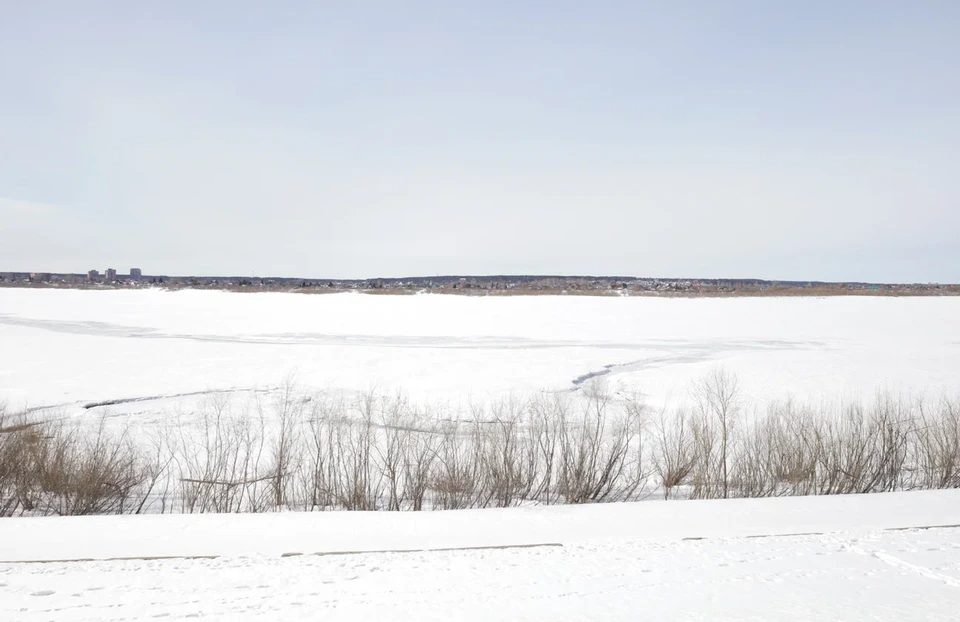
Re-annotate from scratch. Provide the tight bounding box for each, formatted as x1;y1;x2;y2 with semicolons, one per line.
2;2;959;282
1;267;955;288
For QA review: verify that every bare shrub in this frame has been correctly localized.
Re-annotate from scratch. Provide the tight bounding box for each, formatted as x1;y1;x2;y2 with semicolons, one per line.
555;385;646;504
916;396;960;489
25;417;152;516
0;406;42;516
334;393;384;510
371;392;417;511
688;410;720;499
652;408;696;499
479;399;534;507
613;391;652;501
729;399;818;498
168;395;272;513
813;394;911;495
401;408;439;511
528;395;563;505
264;382;305;509
432;418;482;509
5;379;960;518
297;393;343;510
766;402;820;495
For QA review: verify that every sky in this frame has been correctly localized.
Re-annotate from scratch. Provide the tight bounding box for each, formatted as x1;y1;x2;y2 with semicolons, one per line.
1;1;958;282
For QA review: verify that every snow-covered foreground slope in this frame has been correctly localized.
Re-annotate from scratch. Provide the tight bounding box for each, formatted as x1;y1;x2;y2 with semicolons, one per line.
2;289;960;417
5;529;960;621
2;490;959;562
2;491;960;620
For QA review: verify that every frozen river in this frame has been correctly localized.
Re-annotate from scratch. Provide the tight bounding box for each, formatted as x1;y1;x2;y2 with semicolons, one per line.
1;288;959;416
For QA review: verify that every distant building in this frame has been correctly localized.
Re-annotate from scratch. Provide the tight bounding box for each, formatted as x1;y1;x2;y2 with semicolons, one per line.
105;268;117;281
87;269;100;281
130;268;142;280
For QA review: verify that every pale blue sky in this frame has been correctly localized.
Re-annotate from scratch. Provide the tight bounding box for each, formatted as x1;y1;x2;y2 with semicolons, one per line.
1;1;958;281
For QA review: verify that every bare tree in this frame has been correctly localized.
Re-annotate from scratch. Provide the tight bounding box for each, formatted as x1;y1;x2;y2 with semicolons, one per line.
693;368;740;498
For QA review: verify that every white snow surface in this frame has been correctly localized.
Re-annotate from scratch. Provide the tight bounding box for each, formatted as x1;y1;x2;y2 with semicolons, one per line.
4;290;960;619
2;288;959;416
2;489;958;562
2;490;960;620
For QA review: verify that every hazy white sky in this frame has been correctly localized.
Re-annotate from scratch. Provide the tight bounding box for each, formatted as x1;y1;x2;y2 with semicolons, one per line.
1;1;958;281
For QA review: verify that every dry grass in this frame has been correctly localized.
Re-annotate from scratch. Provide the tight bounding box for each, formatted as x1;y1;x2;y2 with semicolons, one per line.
1;405;154;516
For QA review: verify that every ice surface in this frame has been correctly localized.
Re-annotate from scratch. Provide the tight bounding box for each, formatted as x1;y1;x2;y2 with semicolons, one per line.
1;289;958;417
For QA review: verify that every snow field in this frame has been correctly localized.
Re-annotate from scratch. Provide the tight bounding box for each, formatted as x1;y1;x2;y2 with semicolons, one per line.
2;491;960;621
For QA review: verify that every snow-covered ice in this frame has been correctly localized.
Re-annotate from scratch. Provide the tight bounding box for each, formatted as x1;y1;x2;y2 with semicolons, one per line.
2;288;959;418
2;490;960;620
